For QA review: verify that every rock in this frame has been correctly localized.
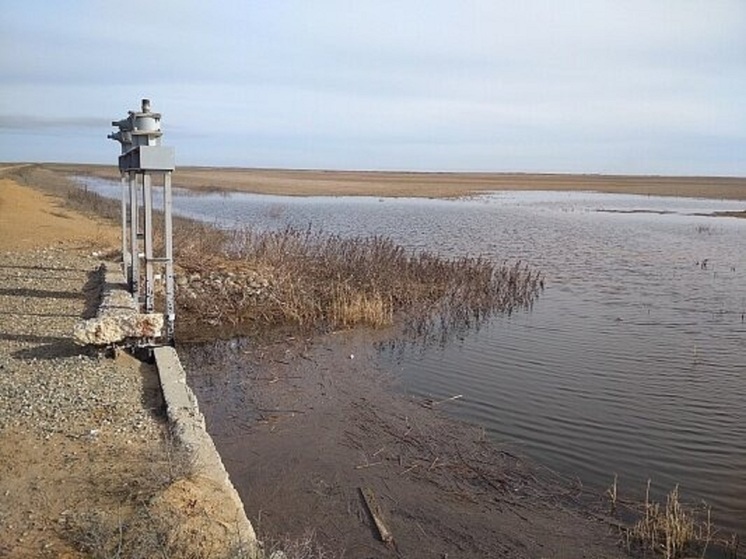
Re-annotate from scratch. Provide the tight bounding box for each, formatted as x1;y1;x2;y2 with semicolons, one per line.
73;313;164;345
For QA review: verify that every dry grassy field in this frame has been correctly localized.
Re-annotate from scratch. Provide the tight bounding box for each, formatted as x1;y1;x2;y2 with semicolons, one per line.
47;162;746;200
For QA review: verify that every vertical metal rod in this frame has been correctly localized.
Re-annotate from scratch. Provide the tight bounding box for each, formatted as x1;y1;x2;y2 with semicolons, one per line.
143;173;154;313
120;173;128;278
164;172;175;343
129;172;139;299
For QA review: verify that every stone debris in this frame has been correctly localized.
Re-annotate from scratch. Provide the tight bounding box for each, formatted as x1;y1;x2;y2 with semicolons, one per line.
174;269;271;303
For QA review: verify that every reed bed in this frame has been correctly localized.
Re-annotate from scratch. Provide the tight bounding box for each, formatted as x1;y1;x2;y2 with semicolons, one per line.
173;223;543;339
626;483;701;558
10;165;544;340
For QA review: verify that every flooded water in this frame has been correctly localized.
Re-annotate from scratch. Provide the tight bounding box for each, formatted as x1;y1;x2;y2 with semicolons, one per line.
78;177;746;535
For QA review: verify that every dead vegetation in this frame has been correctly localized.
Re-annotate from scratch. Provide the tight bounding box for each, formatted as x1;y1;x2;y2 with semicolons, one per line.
260;530;334;559
174;223;543;340
58;433;201;558
604;478;740;559
10;164;544;342
57;428;325;559
65;505;332;559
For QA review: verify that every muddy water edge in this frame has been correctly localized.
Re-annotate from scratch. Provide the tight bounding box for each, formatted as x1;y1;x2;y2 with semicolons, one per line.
179;330;628;559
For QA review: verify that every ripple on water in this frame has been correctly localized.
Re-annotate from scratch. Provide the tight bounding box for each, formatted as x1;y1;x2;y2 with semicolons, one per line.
78;177;746;536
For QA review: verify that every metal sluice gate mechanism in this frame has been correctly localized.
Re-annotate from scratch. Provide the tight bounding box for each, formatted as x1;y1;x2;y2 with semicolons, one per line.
109;98;176;344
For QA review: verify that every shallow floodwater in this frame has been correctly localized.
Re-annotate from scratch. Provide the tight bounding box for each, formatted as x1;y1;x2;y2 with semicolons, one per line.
79;177;746;535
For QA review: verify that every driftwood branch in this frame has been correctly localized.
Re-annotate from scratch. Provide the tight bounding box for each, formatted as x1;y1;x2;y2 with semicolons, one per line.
360;487;394;544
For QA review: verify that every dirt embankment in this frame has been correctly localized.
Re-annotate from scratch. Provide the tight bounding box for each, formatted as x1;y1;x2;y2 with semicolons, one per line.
0;175;119;251
0;176;253;558
47;162;746;200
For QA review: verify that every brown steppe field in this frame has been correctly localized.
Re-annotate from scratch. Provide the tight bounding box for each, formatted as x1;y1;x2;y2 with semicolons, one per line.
45;162;746;200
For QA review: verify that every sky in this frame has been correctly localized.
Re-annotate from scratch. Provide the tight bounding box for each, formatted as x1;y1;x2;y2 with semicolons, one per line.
1;1;744;175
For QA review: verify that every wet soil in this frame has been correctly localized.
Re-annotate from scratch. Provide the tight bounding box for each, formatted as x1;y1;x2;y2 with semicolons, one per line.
181;330;627;559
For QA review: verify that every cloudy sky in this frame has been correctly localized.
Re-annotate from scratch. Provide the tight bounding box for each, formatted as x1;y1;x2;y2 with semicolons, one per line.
1;1;744;175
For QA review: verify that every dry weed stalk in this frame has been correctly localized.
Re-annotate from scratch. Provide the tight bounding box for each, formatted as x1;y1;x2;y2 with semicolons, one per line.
624;480;718;559
261;529;333;559
606;473;618;514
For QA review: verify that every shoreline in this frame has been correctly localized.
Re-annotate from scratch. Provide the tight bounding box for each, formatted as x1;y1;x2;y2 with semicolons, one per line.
181;331;628;558
37;162;746;200
0;167;626;556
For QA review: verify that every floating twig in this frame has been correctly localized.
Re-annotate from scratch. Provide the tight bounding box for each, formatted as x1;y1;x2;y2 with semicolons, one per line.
255;408;305;414
400;464;419;476
422;394;463;409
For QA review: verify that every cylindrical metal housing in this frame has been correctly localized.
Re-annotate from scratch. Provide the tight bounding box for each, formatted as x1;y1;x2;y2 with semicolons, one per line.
134;114;160;132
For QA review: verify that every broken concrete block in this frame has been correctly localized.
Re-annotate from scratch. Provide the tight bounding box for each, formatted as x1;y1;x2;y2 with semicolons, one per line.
73;313;164;345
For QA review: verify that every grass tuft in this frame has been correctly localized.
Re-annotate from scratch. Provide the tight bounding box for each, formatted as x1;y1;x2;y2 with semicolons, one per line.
261;529;333;559
620;480;724;559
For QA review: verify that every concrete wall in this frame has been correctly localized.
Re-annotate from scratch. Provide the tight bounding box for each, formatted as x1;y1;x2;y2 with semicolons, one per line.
154;346;258;553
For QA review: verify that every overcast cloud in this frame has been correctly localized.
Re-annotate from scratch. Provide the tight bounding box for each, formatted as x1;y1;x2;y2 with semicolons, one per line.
1;1;744;175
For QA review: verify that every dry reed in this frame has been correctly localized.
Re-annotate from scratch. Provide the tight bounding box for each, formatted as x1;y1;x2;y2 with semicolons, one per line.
11;165;544;341
621;480;723;559
174;224;543;339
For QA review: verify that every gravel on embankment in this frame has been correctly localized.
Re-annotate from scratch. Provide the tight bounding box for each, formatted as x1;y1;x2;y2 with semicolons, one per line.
0;247;162;441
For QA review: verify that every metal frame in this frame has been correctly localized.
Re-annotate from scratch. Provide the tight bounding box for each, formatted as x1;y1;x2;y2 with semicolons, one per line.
110;99;176;344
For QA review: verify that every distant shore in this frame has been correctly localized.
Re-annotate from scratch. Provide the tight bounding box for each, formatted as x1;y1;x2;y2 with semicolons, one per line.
34;162;746;200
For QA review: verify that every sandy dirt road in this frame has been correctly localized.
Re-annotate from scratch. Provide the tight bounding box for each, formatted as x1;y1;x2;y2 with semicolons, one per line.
0;177;118;251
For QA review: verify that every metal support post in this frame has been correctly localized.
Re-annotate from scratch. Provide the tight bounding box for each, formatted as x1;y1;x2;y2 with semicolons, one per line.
120;173;128;277
143;173;154;313
164;172;175;343
129;171;139;299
